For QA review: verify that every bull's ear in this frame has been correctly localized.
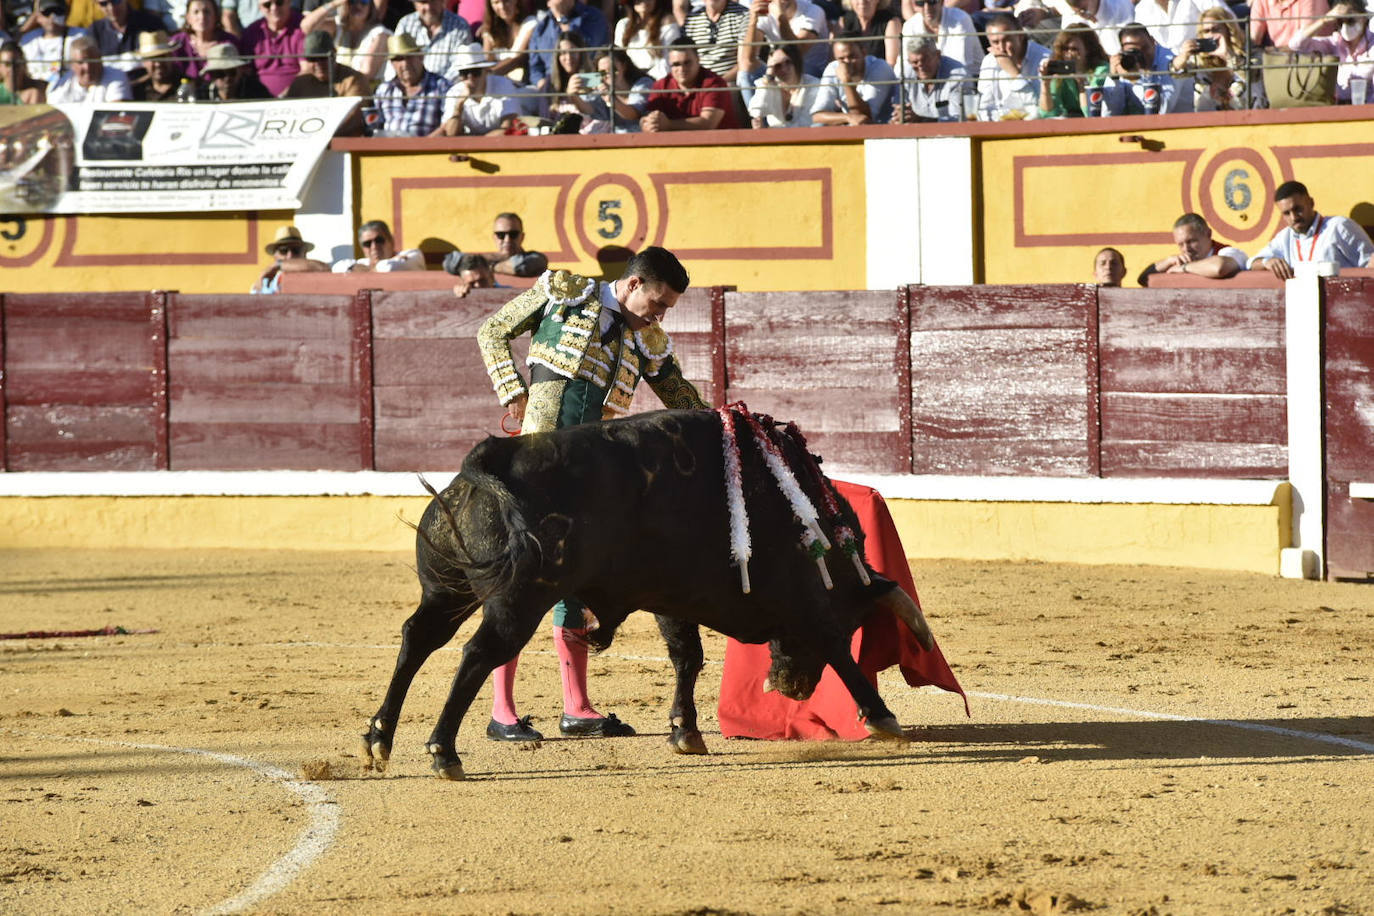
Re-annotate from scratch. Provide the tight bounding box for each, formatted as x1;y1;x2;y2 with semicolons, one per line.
535;513;575;570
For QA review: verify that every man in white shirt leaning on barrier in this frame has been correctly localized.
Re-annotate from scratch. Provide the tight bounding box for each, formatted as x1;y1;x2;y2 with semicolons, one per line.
1250;180;1374;280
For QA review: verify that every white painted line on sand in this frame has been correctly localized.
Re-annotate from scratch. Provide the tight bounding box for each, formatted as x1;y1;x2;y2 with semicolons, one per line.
5;732;339;916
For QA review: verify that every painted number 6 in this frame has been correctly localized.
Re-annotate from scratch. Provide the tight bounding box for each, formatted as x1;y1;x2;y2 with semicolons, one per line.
1223;168;1252;212
596;199;623;239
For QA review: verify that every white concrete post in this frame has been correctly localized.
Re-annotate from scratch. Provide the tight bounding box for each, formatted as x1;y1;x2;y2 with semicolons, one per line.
1281;268;1330;579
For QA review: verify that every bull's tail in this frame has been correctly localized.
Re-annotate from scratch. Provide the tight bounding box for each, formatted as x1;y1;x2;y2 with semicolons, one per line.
424;464;541;608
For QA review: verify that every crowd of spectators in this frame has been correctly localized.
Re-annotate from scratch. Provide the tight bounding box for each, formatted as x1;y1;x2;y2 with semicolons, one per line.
0;0;1371;128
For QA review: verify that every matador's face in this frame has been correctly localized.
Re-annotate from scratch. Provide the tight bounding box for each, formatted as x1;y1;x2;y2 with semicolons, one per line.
619;276;679;331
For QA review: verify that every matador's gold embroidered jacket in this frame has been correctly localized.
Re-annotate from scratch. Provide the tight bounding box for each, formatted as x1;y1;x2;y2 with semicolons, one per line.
477;269;707;424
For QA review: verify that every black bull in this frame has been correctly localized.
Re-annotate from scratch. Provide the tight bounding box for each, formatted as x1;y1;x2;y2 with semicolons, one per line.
362;409;936;780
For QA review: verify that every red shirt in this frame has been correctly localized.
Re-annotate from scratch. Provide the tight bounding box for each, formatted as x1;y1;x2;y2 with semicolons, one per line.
645;69;739;129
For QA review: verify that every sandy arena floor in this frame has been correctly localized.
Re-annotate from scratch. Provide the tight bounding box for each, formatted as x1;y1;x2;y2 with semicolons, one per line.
1;549;1372;915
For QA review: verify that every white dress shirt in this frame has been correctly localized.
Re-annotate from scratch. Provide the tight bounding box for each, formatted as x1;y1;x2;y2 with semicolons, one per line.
46;67;132;103
901;6;983;73
1250;215;1374;270
1131;0;1226;55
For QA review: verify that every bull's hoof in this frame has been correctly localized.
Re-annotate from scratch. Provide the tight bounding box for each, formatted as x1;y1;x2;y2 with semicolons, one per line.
863;716;910;742
362;719;392;773
427;743;465;781
667;726;708;755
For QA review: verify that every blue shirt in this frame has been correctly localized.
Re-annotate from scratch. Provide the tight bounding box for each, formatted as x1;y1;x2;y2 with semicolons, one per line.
527;3;609;88
375;71;452;137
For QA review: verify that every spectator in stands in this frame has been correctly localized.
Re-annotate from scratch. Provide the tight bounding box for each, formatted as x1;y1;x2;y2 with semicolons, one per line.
560;48;654;131
169;0;238;83
436;42;520;134
389;0;473;81
683;0;748;82
1289;0;1374;103
1137;213;1248;286
1049;0;1133;55
442;211;549;277
451;252;501;296
748;0;831;78
1251;0;1329;49
240;0;302;96
222;0;262;38
375;32;451;134
976;14;1049;119
284;31;368;133
615;0;680;80
1250;180;1374;278
641;37;739;130
332;220;426;272
1101;22;1192;114
90;0;165;71
21;0;87;82
900;0;982;73
899;35;968;121
301;0;393;83
1093;246;1126;285
47;34;132;99
0;40;48;102
252;225;329;294
747;40;821;126
811;30;897;124
547;30;590;115
485;0;537;80
1014;0;1063;48
204;40;272;96
1173;6;1261;109
131;29;184;98
839;0;899;69
1132;0;1223;55
527;0;608;92
1036;23;1108;116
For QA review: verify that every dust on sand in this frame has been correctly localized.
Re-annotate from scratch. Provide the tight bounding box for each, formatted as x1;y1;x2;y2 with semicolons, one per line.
1;549;1372;914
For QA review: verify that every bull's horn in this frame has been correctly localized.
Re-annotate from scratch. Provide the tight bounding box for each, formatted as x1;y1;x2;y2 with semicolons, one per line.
875;587;935;652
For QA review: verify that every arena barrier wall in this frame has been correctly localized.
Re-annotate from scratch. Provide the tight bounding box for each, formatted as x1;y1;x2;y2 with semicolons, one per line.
2;278;1350;576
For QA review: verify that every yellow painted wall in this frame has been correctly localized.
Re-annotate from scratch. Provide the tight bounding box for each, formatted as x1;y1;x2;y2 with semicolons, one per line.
981;120;1374;286
0;492;1288;575
0;210;296;294
354;143;869;291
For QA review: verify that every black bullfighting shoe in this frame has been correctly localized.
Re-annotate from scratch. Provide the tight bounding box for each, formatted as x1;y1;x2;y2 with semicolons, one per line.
559;713;636;738
486;716;543;742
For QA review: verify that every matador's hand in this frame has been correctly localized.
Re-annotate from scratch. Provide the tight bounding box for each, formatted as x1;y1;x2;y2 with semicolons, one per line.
508;394;528;423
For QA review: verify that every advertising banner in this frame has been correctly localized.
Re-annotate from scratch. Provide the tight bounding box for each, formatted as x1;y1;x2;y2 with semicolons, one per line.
0;98;358;215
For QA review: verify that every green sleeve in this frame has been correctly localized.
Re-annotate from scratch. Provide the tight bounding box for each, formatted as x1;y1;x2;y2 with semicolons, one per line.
646;357;709;410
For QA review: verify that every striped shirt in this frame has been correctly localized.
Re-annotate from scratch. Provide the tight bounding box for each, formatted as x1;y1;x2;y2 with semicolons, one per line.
683;2;748;76
375;71;453;137
387;10;474;81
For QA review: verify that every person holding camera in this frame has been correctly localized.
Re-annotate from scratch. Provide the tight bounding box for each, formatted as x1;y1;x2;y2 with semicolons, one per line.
1288;0;1374;103
1171;6;1260;109
1036;23;1108;116
748;40;821;126
560;49;655;132
1101;22;1192;114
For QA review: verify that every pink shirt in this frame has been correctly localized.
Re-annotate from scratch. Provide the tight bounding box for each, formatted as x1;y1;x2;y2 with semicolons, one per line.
1250;0;1329;48
241;10;304;97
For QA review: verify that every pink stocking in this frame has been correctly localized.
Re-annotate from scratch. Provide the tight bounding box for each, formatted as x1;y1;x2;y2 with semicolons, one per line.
490;656;520;725
554;626;600;719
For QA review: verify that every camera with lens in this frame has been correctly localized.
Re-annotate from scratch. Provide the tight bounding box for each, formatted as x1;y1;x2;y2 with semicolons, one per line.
1196;37;1218;52
1119;49;1143;70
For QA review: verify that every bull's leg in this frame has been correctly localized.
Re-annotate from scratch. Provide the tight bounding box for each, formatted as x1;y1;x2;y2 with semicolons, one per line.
363;588;467;773
654;614;708;755
424;594;549;780
826;649;908;742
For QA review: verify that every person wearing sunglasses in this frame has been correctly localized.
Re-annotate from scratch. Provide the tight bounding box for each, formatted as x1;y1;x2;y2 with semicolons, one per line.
331;220;426;272
899;0;982;72
19;0;88;82
240;0;303;96
89;0;165;71
442;211;549;279
251;224;329;294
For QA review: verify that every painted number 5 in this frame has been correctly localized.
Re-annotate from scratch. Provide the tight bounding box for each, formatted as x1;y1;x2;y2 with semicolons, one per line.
596;200;623;239
1223;168;1252;212
0;217;25;241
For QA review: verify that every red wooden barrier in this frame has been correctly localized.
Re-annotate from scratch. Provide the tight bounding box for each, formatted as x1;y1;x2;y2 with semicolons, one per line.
2;293;168;471
723;290;910;474
1097;287;1287;478
278;272;539;295
907;284;1098;476
1323;277;1374;579
166;294;367;470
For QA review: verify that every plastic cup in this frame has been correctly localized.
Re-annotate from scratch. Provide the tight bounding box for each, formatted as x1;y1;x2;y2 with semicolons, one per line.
1351;77;1368;106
